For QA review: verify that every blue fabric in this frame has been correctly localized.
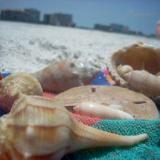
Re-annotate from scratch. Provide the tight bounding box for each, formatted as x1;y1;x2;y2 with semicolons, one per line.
0;71;10;116
0;108;6;116
91;71;111;86
1;71;11;78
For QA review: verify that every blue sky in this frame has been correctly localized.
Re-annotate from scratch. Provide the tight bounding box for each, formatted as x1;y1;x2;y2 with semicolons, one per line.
0;0;160;34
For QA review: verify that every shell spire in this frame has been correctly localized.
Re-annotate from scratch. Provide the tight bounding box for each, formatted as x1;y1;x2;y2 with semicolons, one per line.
71;120;147;151
117;66;160;97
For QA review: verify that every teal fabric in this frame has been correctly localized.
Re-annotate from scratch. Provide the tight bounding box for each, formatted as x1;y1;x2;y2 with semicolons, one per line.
65;120;160;160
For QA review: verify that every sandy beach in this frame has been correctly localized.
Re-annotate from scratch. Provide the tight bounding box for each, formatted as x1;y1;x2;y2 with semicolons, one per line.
0;21;159;73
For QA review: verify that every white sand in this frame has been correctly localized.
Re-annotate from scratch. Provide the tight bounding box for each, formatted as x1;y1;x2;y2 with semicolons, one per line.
0;21;159;73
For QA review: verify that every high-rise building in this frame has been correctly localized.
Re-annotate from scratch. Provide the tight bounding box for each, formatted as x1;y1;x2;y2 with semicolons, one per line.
43;13;73;27
43;14;50;24
0;9;40;23
94;23;129;33
24;9;40;23
156;20;160;38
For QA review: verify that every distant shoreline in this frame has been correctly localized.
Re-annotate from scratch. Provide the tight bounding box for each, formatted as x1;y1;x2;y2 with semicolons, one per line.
0;19;159;40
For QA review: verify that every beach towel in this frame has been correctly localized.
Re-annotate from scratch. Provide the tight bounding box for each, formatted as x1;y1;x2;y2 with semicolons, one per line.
64;119;160;160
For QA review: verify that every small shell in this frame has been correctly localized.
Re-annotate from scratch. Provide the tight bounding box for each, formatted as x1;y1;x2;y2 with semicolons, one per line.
0;72;43;112
121;70;160;97
117;65;133;77
74;101;134;119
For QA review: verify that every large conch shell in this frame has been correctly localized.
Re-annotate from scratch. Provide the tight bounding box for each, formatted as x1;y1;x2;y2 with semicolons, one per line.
54;85;159;119
33;60;99;93
110;43;160;87
0;94;148;160
0;73;43;112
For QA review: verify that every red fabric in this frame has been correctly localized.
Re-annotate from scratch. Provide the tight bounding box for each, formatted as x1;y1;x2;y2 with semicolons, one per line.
43;92;56;99
103;68;116;85
71;112;101;125
0;74;2;80
43;92;101;126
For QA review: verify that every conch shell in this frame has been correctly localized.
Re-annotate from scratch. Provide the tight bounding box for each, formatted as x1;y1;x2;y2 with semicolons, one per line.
0;94;148;160
110;43;160;87
117;68;160;97
0;73;43;112
33;60;99;93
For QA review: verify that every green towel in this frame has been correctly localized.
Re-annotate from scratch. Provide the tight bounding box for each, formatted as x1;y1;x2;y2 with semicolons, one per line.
64;120;160;160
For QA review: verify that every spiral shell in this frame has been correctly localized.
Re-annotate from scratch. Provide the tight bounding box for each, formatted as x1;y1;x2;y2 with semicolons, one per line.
0;72;43;112
33;60;99;93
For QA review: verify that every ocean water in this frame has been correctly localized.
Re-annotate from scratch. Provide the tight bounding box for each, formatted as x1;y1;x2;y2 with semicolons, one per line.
0;21;159;73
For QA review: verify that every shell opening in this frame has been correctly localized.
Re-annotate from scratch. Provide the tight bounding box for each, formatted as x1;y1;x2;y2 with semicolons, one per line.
111;44;160;83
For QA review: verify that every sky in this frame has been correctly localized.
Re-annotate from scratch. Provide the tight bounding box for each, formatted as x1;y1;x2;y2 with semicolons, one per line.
0;0;160;34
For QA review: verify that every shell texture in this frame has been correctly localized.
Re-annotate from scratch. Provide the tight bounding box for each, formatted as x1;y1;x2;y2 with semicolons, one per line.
0;73;43;112
0;95;148;160
73;101;134;119
117;69;160;97
110;43;160;87
33;60;99;93
54;85;159;119
117;64;133;77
